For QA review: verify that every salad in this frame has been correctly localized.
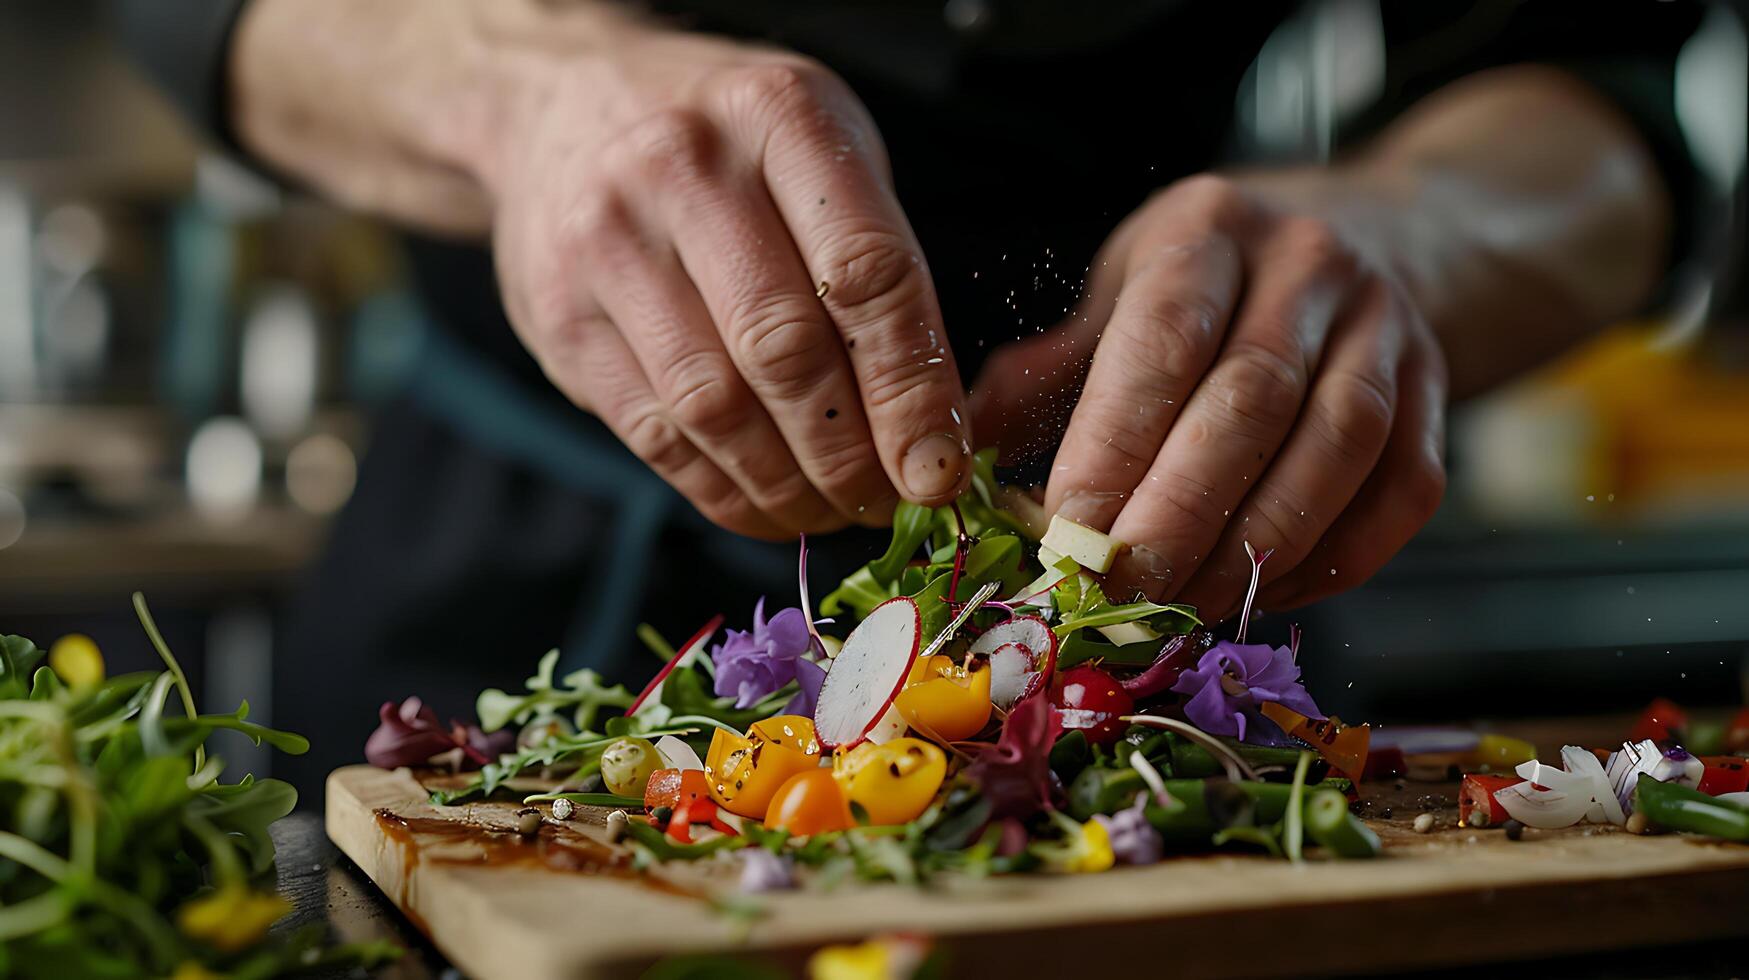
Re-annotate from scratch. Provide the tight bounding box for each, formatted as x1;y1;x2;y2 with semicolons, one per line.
369;450;1386;881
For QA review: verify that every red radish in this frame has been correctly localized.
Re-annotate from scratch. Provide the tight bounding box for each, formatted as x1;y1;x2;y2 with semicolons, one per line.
1052;665;1134;745
628;614;724;715
812;597;921;748
970;615;1057;708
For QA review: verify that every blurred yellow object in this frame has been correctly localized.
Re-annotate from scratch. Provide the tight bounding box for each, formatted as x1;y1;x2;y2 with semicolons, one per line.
1466;734;1537;771
1460;323;1749;522
48;634;104;689
169;963;224;980
177;884;291;953
809;935;929;980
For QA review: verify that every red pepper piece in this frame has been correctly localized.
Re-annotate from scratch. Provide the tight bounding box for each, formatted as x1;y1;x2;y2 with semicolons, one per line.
1363;746;1407;781
1459;773;1524;828
1698;756;1749;797
1725;708;1749;754
1628;698;1688;744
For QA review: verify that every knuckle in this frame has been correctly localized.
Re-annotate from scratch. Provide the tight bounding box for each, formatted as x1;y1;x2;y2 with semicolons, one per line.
820;229;926;319
1215;347;1306;434
1307;371;1394;469
1119;294;1220;391
1148;468;1227;535
663;356;751;438
1275;216;1353;274
1160;173;1251;228
616;108;718;180
555;190;632;259
622;409;695;475
1248;486;1321;559
720;59;837;115
734;305;829;392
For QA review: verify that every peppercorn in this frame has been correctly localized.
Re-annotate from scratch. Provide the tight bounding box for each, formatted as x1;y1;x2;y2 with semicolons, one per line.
515;807;542;836
551;798;575;821
1503;819;1524;841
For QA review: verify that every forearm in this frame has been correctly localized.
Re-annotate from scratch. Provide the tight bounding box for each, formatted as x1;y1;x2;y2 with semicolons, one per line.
228;0;636;237
1238;66;1671;398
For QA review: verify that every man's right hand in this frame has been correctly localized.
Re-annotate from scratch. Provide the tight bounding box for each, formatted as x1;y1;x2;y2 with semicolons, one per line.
232;0;973;537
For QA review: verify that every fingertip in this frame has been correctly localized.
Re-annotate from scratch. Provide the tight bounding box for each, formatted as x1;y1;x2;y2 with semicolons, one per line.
899;431;971;504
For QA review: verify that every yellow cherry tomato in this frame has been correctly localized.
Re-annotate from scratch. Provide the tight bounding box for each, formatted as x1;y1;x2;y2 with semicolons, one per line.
837;737;946;826
48;634;104;689
764;769;854;836
893;655;991;742
705;714;822;819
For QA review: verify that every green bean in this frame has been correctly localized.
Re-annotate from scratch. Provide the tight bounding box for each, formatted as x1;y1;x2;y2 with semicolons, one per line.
1634;774;1749;841
1304;788;1382;858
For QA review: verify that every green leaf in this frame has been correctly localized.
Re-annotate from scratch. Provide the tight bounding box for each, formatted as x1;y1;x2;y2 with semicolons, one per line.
521;791;644;808
659;667;772;731
1052;576;1199;638
867;501;934;584
162;704;311;755
118;756;196;822
191;777;299;874
28;667;63;701
475;656;635;734
0;635;43;699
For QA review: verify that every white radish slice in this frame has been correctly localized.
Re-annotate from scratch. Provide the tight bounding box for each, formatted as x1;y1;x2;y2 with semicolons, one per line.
655;735;704;772
813;597;921;749
969;616;1058;708
987;644;1034;707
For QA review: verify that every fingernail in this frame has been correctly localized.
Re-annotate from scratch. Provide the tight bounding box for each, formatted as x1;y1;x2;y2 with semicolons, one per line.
1107;543;1173;603
901;433;968;501
1056;490;1123;530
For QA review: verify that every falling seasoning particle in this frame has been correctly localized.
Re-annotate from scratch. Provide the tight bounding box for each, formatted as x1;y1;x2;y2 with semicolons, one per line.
816;281;830;298
825;408;838;419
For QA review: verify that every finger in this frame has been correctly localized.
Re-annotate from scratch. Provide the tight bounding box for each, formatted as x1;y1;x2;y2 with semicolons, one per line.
1255;347;1447;611
1041;236;1245;535
579;138;844;532
547;317;792;540
1101;218;1358;601
716;62;973;504
652;152;900;526
1170;280;1405;622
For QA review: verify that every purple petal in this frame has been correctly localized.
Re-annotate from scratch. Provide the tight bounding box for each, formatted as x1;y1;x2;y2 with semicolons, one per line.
1182;681;1239;737
783;657;828;716
1232;709;1248;742
751;596;769;632
1272;684;1324;721
761;607;812;660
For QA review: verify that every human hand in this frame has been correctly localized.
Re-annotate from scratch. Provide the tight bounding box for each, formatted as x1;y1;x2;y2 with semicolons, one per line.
474;23;970;537
972;174;1448;620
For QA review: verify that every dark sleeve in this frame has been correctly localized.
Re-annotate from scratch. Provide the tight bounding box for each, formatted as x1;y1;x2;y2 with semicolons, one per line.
110;0;250;147
1348;0;1711;298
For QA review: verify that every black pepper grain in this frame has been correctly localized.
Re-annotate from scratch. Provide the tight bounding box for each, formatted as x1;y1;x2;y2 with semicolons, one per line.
1503;819;1524;841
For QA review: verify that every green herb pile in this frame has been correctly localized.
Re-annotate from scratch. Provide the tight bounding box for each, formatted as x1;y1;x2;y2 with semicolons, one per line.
0;594;397;979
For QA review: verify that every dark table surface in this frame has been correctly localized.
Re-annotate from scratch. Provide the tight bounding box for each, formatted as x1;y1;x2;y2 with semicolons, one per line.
274;809;1749;980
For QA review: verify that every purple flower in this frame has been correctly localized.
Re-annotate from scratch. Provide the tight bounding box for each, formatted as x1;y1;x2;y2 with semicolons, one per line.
711;598;813;709
738;848;795;893
1170;640;1322;743
1093;795;1164;865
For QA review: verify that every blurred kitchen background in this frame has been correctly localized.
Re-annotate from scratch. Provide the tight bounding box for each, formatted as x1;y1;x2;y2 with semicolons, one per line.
1;1;1745;785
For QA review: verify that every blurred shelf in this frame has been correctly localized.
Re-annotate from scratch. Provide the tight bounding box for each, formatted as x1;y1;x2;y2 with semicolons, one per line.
0;504;327;604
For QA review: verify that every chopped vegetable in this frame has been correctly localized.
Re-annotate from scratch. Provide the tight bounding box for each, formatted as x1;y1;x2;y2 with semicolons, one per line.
1304;788;1381;858
705;715;824;819
1051;666;1135;746
838;738;947;825
812;598;921;749
764;770;855;836
1633;774;1749;841
1040;515;1122;573
601;737;664;798
893;654;992;742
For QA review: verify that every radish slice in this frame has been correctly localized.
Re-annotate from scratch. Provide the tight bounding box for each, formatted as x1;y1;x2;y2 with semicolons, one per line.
629;614;723;716
813;597;921;749
969;616;1057;708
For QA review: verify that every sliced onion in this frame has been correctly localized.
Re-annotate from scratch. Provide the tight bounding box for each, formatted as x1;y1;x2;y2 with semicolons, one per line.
655;735;704;772
1496;781;1594;829
1560;744;1624;825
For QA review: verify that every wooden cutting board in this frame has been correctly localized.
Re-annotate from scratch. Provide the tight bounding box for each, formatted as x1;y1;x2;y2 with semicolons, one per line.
327;764;1749;979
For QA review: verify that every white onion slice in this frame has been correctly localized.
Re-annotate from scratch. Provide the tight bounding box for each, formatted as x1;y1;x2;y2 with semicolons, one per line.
1560;745;1625;825
1496;782;1595;829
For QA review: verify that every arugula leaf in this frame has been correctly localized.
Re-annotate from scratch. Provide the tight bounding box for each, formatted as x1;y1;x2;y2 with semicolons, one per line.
817;565;897;620
1052;576;1199;638
475;650;636;734
0;635;43;699
867;500;934;584
163;702;311;755
191;777;299;874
